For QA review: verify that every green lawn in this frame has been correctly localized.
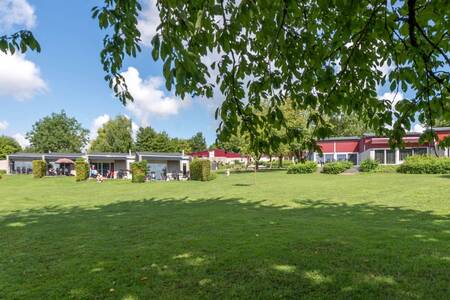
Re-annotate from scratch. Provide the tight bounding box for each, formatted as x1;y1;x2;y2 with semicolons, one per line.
0;172;449;299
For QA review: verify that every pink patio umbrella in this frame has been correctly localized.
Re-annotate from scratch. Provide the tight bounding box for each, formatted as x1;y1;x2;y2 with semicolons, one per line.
54;158;75;164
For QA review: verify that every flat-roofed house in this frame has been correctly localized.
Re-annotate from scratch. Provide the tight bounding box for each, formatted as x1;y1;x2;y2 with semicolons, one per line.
6;151;191;180
313;127;450;165
136;152;190;180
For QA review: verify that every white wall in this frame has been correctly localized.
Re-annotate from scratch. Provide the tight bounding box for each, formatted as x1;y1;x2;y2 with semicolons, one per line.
0;160;7;172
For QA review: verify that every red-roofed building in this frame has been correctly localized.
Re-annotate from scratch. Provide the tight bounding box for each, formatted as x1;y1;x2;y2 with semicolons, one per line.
190;149;248;164
313;127;450;165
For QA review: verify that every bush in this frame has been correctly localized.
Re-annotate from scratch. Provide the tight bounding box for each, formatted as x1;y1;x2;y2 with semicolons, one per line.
190;159;213;181
321;161;353;174
0;173;2;180
131;161;148;183
359;159;379;172
0;170;6;175
374;165;398;173
397;155;450;174
287;161;317;174
32;160;46;178
75;158;89;181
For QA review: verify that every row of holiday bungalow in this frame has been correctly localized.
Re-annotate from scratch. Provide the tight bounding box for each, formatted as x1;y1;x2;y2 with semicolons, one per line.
6;152;190;180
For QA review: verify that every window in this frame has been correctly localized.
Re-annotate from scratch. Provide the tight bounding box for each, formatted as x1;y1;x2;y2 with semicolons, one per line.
324;154;334;162
336;154;347;161
400;149;413;161
413;148;427;156
91;162;115;177
13;161;33;174
386;150;395;164
374;150;385;164
147;163;167;180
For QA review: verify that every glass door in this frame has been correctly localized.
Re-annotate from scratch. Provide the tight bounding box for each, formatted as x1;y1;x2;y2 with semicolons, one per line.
147;163;167;180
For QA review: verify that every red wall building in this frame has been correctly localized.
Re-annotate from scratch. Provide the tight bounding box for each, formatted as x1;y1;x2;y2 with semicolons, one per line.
315;127;450;165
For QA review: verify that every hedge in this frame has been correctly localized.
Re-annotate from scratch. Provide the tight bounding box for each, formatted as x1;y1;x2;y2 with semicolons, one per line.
397;155;450;174
131;161;148;183
321;161;353;174
75;158;89;181
359;159;379;172
32;160;46;178
374;165;398;173
287;161;317;174
190;159;213;181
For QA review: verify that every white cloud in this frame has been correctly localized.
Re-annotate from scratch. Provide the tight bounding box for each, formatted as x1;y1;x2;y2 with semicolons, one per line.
131;120;139;139
412;123;425;133
377;91;404;109
89;114;110;140
0;0;36;32
0;120;8;130
137;0;159;47
0;53;47;100
121;67;189;126
13;133;30;148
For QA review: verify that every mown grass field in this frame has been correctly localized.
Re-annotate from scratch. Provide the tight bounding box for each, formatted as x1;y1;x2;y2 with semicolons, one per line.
0;172;449;299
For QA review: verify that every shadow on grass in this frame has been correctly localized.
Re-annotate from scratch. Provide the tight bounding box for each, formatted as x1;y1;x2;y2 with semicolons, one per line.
1;198;449;299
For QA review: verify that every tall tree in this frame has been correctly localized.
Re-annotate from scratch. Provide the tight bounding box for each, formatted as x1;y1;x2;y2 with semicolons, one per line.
26;111;89;153
134;127;174;153
171;138;192;153
152;131;175;152
328;113;374;137
135;126;158;152
13;2;450;148
0;136;22;159
90;116;133;153
189;132;207;152
215;134;246;153
90;0;449;149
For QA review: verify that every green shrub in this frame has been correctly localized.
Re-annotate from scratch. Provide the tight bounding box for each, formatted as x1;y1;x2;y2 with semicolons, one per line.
374;165;398;173
75;158;89;181
32;160;46;178
359;159;379;172
0;170;6;175
131;161;148;183
0;173;2;180
190;159;213;181
321;161;352;174
397;155;450;174
287;161;317;174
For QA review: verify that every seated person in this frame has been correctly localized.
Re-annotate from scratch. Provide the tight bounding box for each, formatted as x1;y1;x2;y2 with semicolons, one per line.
96;173;104;183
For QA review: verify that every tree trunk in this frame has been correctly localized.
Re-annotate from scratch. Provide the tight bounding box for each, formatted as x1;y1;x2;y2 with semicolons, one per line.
433;140;439;157
278;155;283;168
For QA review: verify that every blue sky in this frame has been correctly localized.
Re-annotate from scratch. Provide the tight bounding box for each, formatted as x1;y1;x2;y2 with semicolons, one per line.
0;0;219;147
